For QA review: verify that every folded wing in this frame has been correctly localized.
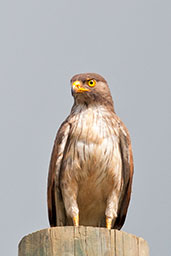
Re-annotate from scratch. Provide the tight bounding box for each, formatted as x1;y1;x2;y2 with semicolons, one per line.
47;120;71;226
114;120;134;229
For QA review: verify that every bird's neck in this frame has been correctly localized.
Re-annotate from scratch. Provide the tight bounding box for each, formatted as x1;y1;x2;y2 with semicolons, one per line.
70;101;115;117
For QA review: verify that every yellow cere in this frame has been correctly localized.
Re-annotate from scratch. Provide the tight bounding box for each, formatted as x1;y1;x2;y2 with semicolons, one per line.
72;80;81;88
72;80;90;93
87;79;96;87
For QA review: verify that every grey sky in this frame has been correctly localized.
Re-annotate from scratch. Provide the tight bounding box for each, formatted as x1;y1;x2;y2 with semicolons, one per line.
0;1;170;255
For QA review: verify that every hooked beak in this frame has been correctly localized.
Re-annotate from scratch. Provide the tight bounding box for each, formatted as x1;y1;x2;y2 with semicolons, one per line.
72;81;90;93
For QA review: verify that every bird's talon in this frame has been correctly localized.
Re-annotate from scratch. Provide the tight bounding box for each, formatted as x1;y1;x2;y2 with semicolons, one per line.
73;215;79;226
106;217;112;230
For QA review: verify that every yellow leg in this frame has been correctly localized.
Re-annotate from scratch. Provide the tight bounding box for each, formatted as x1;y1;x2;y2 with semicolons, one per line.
73;214;79;226
106;217;112;230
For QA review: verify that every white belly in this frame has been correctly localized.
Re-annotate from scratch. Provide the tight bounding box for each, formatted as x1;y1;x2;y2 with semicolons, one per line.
62;106;123;226
72;112;122;225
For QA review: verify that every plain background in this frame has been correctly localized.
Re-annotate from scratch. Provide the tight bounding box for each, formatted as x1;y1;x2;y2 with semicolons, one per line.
0;1;170;255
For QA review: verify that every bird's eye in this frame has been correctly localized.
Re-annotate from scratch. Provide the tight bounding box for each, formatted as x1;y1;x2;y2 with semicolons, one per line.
87;79;96;87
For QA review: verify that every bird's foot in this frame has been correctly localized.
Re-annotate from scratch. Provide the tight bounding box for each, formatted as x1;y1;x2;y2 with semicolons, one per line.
73;214;79;226
106;217;112;230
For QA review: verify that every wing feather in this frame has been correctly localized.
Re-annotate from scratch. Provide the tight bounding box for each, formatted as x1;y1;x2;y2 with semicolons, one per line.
47;120;71;226
114;121;134;229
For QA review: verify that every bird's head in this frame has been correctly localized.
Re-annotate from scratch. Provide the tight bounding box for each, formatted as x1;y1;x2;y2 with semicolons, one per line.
70;73;114;110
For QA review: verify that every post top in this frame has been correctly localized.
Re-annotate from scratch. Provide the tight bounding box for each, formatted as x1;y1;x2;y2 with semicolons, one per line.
19;226;149;256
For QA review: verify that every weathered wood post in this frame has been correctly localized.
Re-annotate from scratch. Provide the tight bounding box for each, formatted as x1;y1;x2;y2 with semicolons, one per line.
18;226;149;256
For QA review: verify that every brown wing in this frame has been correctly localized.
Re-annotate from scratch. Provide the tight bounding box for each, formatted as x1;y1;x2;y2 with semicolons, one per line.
114;120;134;229
47;120;71;227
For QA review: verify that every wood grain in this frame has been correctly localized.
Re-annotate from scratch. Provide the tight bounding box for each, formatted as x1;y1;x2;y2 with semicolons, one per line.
18;227;149;256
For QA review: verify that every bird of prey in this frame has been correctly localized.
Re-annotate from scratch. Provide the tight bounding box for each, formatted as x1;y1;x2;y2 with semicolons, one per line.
47;73;133;230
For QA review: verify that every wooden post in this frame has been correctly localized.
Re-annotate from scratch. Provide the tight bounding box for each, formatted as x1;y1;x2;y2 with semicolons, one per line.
18;227;149;256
